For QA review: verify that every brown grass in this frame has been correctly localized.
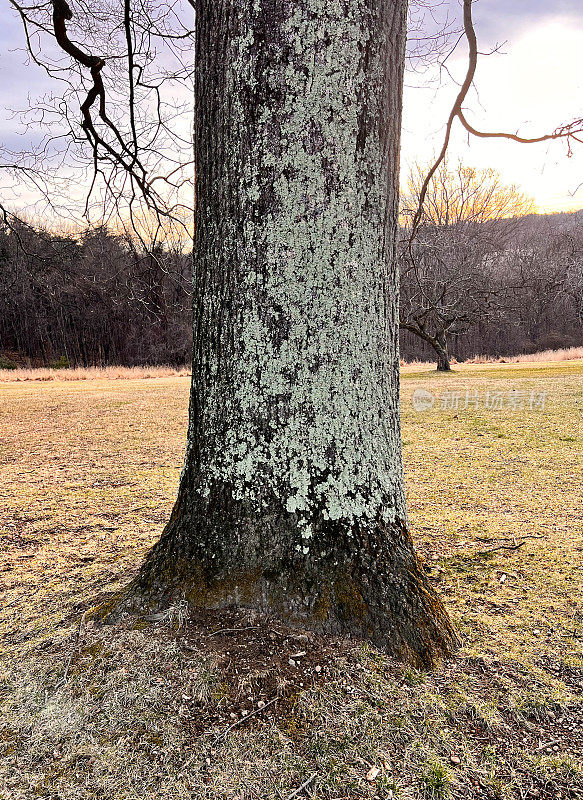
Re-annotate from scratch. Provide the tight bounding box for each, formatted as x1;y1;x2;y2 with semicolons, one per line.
0;363;191;382
1;364;582;799
399;345;583;371
1;346;581;383
466;346;583;365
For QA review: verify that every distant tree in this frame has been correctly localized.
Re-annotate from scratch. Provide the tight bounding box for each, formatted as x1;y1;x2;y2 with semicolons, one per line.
504;221;583;352
400;162;533;370
565;252;583;330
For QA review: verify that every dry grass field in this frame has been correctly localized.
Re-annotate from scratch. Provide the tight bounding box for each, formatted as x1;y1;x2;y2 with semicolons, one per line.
0;364;191;383
1;360;582;799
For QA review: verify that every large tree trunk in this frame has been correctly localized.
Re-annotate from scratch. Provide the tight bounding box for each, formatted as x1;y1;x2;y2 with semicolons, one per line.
122;0;458;667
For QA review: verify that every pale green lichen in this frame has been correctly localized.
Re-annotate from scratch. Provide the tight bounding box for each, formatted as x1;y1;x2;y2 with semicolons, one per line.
191;1;405;536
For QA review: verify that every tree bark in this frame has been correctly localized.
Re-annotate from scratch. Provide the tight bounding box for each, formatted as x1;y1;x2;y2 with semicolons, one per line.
119;0;459;667
435;332;452;371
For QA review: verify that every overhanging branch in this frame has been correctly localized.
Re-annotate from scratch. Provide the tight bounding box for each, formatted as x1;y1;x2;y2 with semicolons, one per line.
409;0;583;243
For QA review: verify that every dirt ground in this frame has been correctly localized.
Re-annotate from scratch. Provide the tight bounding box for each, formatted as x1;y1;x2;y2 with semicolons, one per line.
1;361;582;799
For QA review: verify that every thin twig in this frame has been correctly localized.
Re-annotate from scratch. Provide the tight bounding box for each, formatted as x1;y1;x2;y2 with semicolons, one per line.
76;609;89;645
180;695;280;772
55;652;74;689
409;0;583;245
535;739;561;752
211;697;279;745
181;697;280;770
285;774;317;800
475;534;545;543
478;542;525;555
208;626;260;637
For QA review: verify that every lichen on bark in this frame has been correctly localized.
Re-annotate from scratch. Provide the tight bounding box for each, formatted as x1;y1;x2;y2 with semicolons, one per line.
116;0;460;667
191;0;405;533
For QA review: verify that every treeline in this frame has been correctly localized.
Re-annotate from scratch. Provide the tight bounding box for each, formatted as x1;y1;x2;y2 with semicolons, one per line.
0;212;582;369
0;223;192;367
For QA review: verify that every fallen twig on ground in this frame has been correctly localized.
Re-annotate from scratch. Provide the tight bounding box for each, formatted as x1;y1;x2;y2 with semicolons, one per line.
535;739;561;752
208;626;260;637
55;652;75;690
284;773;317;800
478;541;526;555
475;534;545;544
211;696;279;745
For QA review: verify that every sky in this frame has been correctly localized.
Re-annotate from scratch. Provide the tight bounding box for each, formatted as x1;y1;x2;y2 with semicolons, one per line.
1;0;583;217
402;0;583;213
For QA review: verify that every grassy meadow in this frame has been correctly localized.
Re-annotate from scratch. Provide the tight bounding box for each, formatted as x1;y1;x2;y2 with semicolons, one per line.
0;360;582;799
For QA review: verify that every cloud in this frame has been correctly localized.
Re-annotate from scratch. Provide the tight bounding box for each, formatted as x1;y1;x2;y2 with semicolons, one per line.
472;0;583;45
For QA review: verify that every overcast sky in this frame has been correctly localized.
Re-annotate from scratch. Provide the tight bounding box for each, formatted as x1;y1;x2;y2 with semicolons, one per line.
2;0;583;217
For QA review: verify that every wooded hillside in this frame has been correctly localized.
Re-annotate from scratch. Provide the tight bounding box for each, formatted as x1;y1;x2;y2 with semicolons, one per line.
1;211;581;368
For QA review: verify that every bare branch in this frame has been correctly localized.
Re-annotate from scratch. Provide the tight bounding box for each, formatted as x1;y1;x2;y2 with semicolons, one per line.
409;0;583;243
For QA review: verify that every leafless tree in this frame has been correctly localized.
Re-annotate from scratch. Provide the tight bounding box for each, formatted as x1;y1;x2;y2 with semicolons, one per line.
3;0;582;661
3;209;580;369
400;161;533;369
407;0;583;244
3;0;194;243
503;219;583;351
2;0;456;240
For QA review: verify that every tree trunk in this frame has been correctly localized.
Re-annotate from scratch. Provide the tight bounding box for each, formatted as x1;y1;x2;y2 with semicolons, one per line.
435;332;452;371
120;0;459;667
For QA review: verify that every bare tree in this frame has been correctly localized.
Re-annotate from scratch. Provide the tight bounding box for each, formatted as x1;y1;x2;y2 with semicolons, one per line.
407;0;583;246
99;0;458;666
2;0;452;238
504;220;583;351
400;161;533;370
3;0;194;241
565;254;583;330
2;208;580;368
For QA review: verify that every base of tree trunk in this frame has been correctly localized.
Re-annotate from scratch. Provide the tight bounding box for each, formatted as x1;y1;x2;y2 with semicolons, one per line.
436;356;452;371
105;485;459;668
